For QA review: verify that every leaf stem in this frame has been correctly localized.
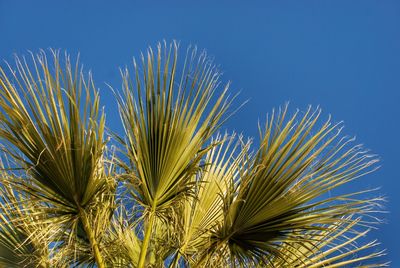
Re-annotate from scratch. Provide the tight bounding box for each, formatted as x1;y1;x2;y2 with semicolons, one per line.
78;205;106;268
138;205;156;268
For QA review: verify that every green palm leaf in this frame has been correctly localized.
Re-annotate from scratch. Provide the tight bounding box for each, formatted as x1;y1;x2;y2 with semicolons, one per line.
0;51;112;267
116;42;232;267
195;105;383;267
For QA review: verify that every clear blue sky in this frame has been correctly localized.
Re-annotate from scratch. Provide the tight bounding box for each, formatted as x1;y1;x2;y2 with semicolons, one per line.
1;0;399;265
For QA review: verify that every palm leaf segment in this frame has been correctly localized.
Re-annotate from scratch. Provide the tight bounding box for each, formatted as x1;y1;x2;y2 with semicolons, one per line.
269;217;387;267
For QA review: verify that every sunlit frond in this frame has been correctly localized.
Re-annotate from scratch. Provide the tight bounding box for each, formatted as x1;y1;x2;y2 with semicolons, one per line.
196;105;383;267
116;41;232;267
118;41;232;211
0;50;112;267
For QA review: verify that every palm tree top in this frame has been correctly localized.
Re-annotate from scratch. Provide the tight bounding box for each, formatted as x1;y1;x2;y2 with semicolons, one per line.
0;42;387;267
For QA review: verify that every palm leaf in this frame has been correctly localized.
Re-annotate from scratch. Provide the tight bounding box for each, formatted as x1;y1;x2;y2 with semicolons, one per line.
118;41;231;211
196;105;383;267
116;41;232;267
0;50;112;267
0;50;107;210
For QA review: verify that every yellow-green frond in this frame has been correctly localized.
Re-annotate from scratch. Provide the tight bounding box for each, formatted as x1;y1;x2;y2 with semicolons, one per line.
0;50;107;213
117;42;232;212
196;105;383;267
0;50;113;267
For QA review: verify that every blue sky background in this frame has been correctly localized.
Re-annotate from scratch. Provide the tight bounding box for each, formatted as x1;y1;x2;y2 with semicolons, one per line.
1;0;399;265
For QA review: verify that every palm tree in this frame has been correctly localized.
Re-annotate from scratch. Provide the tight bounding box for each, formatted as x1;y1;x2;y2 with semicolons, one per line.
0;42;386;267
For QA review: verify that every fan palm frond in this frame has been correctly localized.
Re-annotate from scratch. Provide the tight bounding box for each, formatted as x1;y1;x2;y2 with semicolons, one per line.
195;105;383;267
116;41;232;267
0;50;112;267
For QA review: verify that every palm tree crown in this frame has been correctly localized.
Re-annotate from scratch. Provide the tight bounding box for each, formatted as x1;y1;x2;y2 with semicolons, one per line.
0;42;386;267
